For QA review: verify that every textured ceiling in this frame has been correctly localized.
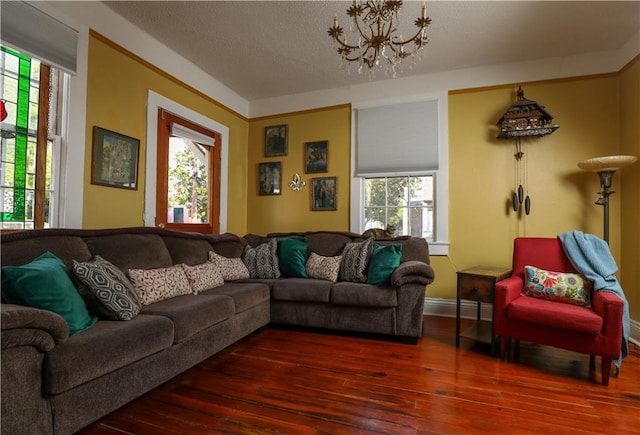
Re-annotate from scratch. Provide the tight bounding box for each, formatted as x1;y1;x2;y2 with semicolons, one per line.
102;1;640;101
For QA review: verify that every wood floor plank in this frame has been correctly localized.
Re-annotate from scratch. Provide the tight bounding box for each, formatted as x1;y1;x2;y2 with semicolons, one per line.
79;317;640;434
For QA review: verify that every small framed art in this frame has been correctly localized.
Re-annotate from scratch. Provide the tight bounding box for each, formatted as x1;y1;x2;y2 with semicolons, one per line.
311;176;337;211
304;140;328;173
264;124;288;157
91;126;140;190
258;162;282;195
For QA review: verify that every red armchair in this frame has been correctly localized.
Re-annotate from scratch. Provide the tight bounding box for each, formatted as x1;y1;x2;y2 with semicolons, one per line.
494;237;624;385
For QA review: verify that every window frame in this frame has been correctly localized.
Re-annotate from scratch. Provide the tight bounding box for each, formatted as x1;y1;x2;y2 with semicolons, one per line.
350;93;449;255
144;90;229;232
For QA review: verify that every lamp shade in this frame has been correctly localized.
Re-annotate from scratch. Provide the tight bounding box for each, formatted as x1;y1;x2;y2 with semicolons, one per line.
577;155;637;172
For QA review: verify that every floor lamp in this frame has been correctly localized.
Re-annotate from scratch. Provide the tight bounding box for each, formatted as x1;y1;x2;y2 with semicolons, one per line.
577;155;638;244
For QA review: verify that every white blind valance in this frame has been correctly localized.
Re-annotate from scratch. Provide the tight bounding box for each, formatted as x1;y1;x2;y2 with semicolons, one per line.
171;122;215;147
356;100;439;176
1;1;78;75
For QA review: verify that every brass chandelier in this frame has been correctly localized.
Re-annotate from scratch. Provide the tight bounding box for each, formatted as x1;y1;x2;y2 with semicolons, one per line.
328;0;431;77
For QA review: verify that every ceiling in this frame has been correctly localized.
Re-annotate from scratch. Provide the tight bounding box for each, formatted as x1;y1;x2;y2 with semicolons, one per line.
102;1;640;101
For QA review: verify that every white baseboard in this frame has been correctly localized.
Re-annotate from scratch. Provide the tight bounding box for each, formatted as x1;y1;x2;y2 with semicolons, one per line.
423;297;640;345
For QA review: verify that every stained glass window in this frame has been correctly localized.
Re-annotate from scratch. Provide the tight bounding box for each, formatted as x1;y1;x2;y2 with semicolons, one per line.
0;46;57;230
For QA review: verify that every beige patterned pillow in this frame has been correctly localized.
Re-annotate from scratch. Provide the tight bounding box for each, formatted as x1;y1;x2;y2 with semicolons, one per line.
305;252;342;282
182;262;224;294
208;251;250;281
128;264;192;306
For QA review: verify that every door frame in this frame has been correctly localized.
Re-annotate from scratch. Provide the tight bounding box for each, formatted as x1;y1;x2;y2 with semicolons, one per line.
144;90;228;231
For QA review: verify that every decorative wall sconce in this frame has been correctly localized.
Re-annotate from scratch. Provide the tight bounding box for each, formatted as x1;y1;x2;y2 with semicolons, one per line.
496;86;559;216
288;173;306;192
577;155;637;243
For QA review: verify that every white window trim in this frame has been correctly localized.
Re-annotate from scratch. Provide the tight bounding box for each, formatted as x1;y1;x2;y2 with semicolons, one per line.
144;90;229;232
350;92;449;256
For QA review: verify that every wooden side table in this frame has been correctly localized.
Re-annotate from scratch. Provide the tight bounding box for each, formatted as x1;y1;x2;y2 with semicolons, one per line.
456;266;511;353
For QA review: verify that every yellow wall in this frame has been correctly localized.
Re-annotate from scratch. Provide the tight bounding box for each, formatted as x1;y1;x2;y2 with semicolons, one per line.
246;106;351;235
82;31;638;318
83;32;249;235
423;76;627;300
619;58;640;320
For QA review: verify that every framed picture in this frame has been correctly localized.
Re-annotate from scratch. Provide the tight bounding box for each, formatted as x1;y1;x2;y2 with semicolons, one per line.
311;176;337;211
304;140;328;173
258;162;282;195
91;126;140;190
264;124;288;157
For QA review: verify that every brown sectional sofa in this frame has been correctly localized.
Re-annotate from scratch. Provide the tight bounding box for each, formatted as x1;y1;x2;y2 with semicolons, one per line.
1;227;435;434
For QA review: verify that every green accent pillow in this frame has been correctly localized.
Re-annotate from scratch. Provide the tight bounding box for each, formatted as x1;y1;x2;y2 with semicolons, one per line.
277;236;308;278
2;251;97;336
367;244;402;286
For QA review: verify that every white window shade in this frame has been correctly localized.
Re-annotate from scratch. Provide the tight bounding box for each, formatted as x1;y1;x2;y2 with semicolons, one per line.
171;123;215;147
0;1;78;75
356;100;439;175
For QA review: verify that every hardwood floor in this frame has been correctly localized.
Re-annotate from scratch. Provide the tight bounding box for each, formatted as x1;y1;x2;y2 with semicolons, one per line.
79;316;640;434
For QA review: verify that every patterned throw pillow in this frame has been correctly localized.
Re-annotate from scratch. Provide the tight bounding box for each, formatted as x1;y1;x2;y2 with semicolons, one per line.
182;262;224;294
243;238;280;279
72;255;141;320
305;252;342;282
128;264;193;306
208;251;250;281
339;238;373;283
524;265;592;307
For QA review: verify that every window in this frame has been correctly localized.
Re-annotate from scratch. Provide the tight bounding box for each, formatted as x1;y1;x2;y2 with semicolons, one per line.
155;110;221;233
351;95;449;254
0;46;63;230
364;175;433;239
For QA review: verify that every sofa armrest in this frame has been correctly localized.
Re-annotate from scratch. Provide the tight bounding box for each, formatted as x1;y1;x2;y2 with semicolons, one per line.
391;261;435;287
1;304;69;351
493;275;523;336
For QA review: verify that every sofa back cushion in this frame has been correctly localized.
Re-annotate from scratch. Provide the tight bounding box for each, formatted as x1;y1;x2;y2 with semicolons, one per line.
84;234;173;273
0;234;92;268
163;236;212;266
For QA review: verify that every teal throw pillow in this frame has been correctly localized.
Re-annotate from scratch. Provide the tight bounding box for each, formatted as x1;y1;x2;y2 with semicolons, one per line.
367;244;402;286
2;251;98;336
277;236;308;278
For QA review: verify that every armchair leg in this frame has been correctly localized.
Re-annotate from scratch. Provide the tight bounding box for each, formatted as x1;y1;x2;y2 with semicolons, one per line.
499;336;508;359
514;339;520;362
601;358;612;386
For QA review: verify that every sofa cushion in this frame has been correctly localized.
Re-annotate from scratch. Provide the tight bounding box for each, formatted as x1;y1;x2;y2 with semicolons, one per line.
84;233;173;273
271;278;332;303
507;296;602;334
339;238;373;283
209;251;250;280
367;244;402;287
72;256;141;321
129;265;193;305
44;314;174;395
2;252;97;336
305;252;342;282
330;282;398;308
141;294;235;343
201;282;270;313
305;232;355;257
0;235;92;268
524;265;592;307
277;236;308;278
242;238;280;279
182;262;224;294
163;236;212;266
